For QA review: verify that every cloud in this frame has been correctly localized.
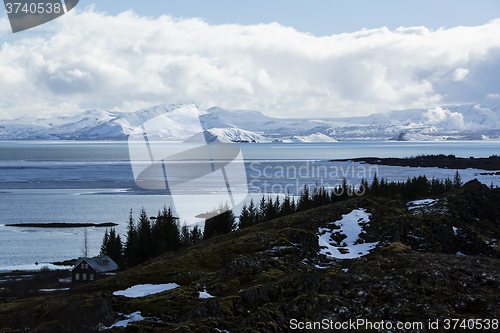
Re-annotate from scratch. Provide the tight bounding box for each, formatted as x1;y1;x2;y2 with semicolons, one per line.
0;9;500;118
423;107;465;130
487;93;500;99
453;68;469;81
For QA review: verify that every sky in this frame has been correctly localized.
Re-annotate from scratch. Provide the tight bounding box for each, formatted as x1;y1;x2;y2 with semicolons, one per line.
0;0;499;118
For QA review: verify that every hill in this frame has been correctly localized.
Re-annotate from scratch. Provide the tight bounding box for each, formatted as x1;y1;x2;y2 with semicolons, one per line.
1;180;500;332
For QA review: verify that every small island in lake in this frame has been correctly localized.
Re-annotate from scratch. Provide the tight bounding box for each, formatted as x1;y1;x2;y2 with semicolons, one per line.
332;154;500;171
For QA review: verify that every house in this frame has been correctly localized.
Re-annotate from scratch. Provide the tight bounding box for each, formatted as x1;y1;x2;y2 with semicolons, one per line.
71;255;118;284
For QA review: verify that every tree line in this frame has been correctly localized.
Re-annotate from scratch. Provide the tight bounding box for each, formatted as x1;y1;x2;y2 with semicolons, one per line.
101;171;466;267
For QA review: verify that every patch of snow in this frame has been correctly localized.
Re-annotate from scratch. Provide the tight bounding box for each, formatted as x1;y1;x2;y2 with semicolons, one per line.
452;227;459;236
318;209;379;259
108;311;145;328
408;199;438;210
199;289;214;299
342;268;348;272
113;283;179;298
456;252;466;256
280;133;339;143
184;127;269;143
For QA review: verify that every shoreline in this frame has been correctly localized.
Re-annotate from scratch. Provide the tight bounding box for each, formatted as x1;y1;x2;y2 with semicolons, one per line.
332;154;500;171
5;222;119;228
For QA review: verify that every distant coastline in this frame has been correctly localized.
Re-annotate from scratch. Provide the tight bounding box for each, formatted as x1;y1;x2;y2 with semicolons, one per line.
333;154;500;171
5;222;118;228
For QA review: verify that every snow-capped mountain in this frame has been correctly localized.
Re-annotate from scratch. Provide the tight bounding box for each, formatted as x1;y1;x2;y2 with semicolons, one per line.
1;102;499;142
184;128;269;143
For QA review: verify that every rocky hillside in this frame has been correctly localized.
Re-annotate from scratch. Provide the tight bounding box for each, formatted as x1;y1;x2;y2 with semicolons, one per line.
1;180;500;332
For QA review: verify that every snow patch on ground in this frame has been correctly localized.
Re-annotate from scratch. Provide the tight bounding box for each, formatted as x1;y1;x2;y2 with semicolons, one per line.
113;283;179;298
108;311;145;328
408;199;438;210
199;289;215;299
318;209;379;259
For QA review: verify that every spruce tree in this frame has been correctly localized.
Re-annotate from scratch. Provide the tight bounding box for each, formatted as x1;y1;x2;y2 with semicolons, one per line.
203;203;236;240
180;223;191;246
238;203;250;229
137;208;151;263
101;229;109;256
124;209;138;267
190;225;203;245
453;170;463;189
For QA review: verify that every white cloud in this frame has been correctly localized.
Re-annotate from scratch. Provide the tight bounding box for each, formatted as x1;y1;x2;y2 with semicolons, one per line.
487;93;500;99
423;107;465;130
0;9;500;118
453;68;469;81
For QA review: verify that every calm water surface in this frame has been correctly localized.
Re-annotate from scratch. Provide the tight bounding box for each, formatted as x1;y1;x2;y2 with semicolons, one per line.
0;140;499;268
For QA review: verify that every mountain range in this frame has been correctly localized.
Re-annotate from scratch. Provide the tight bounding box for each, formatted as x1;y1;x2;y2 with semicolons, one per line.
1;102;500;141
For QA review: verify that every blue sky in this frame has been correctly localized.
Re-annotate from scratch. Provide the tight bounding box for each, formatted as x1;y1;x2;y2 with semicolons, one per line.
86;0;500;36
0;1;499;118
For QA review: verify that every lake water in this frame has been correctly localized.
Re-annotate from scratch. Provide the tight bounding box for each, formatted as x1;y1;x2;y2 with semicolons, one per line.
1;140;499;269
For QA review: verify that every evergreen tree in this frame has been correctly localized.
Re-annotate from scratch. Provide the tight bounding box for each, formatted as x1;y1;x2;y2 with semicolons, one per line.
150;206;181;256
124;209;138;267
190;225;203;245
371;173;380;196
280;194;293;217
258;196;267;223
101;229;109;256
453;170;463;189
238;203;250;229
247;199;257;226
180;223;191;247
203;203;236;240
297;185;311;212
137;208;151;263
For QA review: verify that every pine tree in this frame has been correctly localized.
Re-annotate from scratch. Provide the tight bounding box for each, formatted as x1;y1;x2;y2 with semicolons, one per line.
238;203;250;229
203;203;236;240
101;229;109;256
247;199;257;226
258;196;266;223
297;185;311;212
371;173;379;196
190;225;203;245
180;223;191;247
137;208;151;263
453;170;463;189
124;209;138;267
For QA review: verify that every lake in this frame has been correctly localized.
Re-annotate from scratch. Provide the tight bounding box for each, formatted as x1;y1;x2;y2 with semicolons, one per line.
0;140;499;269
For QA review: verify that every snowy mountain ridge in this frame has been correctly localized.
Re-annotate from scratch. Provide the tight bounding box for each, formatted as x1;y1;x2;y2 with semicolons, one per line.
1;102;500;142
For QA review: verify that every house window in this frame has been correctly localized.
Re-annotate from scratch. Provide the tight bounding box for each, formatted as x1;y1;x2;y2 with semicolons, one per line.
75;273;79;280
83;273;87;280
90;274;94;281
85;263;88;269
81;263;85;269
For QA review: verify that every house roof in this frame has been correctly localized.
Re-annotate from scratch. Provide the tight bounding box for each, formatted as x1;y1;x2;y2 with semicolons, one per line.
72;255;118;273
